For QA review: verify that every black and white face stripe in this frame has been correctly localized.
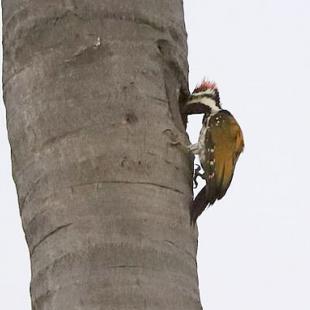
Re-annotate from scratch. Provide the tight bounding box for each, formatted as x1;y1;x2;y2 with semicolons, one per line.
188;89;221;114
191;93;216;101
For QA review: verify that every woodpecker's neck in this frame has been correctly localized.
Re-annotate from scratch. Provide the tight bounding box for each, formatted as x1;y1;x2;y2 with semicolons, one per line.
199;97;221;115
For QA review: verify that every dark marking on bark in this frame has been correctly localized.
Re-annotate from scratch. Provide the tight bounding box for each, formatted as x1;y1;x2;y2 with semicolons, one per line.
52;10;86;26
164;240;197;264
107;265;140;269
100;12;165;33
3;66;29;89
168;27;181;44
124;112;138;124
19;177;42;212
164;159;173;165
31;288;53;310
4;9;85;31
64;41;113;66
71;180;185;195
120;156;128;167
30;223;73;256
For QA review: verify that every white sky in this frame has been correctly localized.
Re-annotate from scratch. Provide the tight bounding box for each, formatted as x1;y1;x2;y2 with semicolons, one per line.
1;0;310;309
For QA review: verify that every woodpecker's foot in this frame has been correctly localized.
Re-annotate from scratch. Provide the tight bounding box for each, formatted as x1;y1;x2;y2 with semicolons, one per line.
188;143;199;155
193;164;205;188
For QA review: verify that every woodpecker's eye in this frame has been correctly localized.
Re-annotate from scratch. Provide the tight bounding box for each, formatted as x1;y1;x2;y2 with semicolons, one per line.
204;106;211;114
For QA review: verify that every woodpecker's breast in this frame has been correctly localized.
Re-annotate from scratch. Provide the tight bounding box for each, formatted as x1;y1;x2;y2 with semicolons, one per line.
196;112;217;170
197;123;208;164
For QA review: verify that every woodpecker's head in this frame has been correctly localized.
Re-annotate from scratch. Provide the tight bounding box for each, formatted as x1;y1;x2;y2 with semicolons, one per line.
184;80;221;115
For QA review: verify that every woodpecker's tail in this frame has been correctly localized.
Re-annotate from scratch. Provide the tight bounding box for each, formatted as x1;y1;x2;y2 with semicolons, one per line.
190;186;207;224
190;184;217;225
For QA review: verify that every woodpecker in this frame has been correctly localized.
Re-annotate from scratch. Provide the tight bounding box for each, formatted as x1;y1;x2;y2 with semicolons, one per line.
185;80;244;224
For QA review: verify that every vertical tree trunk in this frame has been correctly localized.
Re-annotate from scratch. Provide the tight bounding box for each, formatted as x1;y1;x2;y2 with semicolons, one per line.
2;1;201;309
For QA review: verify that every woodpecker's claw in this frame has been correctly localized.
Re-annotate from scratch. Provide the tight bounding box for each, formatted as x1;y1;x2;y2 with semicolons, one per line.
193;164;205;188
193;178;199;189
194;164;201;173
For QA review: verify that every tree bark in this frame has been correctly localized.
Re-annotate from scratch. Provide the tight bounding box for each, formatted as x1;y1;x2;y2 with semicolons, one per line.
2;0;201;309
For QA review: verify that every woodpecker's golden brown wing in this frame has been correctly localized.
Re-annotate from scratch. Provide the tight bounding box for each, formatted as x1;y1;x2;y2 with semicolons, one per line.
210;110;244;199
190;110;244;223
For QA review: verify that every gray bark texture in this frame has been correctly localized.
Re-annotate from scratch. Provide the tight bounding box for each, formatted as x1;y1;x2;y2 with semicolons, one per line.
2;0;202;309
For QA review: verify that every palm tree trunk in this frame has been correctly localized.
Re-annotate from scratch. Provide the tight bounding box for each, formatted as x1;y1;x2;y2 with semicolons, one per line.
2;1;202;309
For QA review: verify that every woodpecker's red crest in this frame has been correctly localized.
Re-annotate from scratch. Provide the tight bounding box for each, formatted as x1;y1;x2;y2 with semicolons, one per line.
193;80;217;93
188;81;244;224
